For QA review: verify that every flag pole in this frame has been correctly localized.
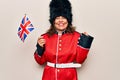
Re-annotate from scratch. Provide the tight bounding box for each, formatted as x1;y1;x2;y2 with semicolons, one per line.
24;14;27;17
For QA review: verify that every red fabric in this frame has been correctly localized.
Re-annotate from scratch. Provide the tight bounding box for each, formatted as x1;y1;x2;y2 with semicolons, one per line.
34;31;89;80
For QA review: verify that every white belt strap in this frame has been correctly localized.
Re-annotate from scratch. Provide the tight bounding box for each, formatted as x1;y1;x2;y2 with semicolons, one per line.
47;62;81;68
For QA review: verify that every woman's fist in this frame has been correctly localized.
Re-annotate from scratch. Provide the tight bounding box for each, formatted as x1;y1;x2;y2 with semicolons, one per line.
37;36;46;47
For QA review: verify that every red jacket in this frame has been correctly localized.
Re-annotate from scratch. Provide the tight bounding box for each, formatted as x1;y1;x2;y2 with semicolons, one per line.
34;31;93;80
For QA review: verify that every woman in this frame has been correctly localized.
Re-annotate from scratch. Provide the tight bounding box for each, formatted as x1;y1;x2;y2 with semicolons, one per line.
34;0;94;80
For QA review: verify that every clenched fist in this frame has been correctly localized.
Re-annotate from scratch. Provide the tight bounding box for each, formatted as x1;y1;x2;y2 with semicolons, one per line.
37;36;46;48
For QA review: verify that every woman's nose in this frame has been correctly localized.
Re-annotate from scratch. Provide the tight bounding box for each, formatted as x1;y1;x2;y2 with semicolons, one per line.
58;16;63;21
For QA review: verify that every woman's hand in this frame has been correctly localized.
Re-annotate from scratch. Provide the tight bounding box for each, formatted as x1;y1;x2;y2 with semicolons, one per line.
37;36;46;48
83;32;89;36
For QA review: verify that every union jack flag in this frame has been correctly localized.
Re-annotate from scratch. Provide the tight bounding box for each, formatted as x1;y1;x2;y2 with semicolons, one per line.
18;15;34;42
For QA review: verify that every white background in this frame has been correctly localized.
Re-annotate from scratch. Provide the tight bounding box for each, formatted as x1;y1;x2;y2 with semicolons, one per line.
0;0;120;80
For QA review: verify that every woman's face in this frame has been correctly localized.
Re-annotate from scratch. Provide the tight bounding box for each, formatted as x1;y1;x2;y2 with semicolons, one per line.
54;16;68;32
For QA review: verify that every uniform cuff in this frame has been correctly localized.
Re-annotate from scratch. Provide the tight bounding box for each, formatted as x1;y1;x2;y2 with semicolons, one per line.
78;33;94;48
36;43;45;56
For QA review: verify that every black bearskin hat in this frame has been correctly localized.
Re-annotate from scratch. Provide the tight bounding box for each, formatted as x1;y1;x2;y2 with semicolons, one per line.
49;0;72;25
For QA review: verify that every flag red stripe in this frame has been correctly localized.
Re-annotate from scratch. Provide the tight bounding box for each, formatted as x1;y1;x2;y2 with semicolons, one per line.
20;21;31;38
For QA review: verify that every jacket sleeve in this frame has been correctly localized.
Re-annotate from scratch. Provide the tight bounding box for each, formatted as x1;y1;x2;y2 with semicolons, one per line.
34;44;46;65
76;33;94;64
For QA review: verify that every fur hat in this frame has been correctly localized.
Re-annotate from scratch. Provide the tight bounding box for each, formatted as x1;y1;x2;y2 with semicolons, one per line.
49;0;72;25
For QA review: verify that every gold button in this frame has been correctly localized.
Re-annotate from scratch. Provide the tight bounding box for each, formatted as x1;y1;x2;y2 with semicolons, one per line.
59;44;62;46
57;69;60;72
59;48;61;51
59;40;62;42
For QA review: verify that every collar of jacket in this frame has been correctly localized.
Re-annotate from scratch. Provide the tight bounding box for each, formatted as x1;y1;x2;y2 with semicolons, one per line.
55;30;67;35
